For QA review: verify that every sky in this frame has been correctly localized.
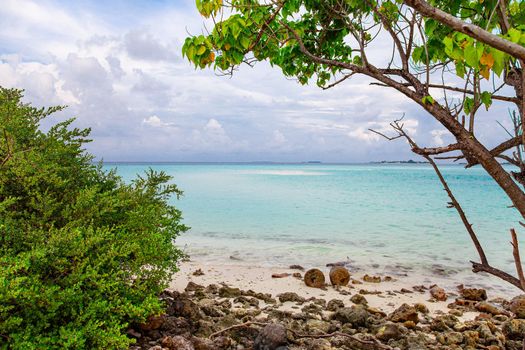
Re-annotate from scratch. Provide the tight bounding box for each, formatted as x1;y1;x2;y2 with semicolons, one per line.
0;0;517;162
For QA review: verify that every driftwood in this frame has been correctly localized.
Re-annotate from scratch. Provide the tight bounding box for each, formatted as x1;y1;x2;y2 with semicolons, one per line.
329;266;350;286
304;268;325;288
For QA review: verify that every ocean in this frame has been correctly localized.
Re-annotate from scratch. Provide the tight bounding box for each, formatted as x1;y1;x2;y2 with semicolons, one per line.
107;162;523;295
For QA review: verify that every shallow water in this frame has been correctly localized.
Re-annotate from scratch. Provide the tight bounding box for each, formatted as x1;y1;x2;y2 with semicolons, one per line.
107;163;524;296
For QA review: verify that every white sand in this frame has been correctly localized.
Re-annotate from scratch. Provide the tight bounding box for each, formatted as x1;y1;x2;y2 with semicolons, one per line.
170;261;485;319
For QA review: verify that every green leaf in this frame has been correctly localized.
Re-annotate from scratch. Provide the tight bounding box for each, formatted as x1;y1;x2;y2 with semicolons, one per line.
480;91;492;110
464;45;479;68
422;95;435;105
455;61;465;78
508;28;522;43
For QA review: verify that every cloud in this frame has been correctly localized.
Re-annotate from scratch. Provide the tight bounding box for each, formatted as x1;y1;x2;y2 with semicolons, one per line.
0;0;515;162
124;29;177;61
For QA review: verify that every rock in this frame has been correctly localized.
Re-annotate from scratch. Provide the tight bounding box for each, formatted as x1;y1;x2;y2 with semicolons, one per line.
502;318;525;340
218;285;242;298
414;303;429;314
171;298;200;320
272;273;291;278
292;272;302;278
389;303;419;324
350;294;368;305
161;335;195;350
278;292;305;303
436;331;464;345
375;322;406;341
126;328;141;338
160;316;191;334
307;338;333;350
306;319;332;333
289;264;305;271
185;281;205;292
193;268;205;276
333;305;369;327
140;315;165;331
329;266;350;286
327;299;345;311
254;323;287;350
363;274;381;283
304;269;325;288
475;301;507;315
510;294;525;318
147;346;162;350
191;337;215;350
460;288;487;301
430;285;447;301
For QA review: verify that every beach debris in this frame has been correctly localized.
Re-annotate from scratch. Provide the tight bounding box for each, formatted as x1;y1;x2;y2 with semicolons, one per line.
229;255;242;261
430;285;448;301
192;268;205;276
292;272;302;279
289;264;305;271
253;323;287;350
363;274;381;283
460;287;487;301
304;268;325;288
329;266;350;286
326;259;351;268
271;273;291;278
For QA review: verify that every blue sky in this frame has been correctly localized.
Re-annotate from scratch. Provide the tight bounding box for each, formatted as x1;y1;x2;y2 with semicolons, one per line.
0;0;516;162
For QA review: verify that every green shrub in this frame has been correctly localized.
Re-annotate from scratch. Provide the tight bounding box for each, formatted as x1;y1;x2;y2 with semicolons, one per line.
0;88;188;349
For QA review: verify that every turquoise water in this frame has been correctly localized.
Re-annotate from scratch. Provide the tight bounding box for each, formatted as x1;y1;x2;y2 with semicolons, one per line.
108;163;524;294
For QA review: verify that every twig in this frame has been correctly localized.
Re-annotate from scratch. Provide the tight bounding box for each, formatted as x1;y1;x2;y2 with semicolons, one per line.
511;228;525;291
209;321;268;338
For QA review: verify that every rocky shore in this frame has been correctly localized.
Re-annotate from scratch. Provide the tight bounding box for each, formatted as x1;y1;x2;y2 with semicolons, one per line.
127;262;525;350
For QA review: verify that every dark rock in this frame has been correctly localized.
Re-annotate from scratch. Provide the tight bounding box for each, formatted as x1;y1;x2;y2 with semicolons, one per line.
185;281;205;292
139;315;165;331
326;299;345;311
350;294;368;305
161;335;195;350
289;265;305;271
333;305;369;327
414;303;429;314
436;331;464;345
502;318;525;340
277;292;305;304
126;328;141;338
193;268;205;276
160;316;191;334
389;303;419;324
191;337;215;350
254;323;287;350
219;285;242;298
460;287;487;301
375;322;406;341
363;274;381;283
510;294;525;318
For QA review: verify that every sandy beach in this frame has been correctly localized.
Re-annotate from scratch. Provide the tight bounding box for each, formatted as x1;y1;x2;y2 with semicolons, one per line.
169;260;510;319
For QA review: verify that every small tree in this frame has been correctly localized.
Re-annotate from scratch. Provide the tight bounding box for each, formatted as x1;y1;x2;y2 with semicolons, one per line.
183;0;525;290
0;88;188;349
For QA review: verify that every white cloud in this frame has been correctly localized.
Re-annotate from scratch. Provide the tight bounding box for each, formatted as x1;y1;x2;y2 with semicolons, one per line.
0;1;513;162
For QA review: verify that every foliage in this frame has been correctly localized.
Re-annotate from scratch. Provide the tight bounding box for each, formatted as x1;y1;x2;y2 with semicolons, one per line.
183;0;524;114
0;88;188;349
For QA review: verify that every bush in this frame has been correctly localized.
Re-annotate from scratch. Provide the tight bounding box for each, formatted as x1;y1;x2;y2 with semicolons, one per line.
0;88;188;349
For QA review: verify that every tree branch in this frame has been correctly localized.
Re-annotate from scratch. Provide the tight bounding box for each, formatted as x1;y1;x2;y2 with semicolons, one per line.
403;0;525;61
